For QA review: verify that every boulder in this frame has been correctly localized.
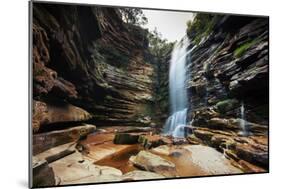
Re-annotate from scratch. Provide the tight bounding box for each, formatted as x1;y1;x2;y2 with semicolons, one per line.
129;150;177;177
151;145;170;156
138;135;172;149
113;133;141;144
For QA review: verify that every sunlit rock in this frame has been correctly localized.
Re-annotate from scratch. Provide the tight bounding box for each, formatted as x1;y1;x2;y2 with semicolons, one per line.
129;150;177;177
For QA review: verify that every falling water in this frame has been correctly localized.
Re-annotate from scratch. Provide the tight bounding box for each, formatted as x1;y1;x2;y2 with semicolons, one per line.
164;37;191;138
240;101;249;136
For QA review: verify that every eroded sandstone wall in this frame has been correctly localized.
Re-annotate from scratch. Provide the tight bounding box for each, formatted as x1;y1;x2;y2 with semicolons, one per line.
186;15;269;125
185;15;269;170
32;3;156;130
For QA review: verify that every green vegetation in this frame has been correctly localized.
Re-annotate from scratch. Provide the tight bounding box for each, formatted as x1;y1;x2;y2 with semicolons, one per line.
234;39;258;58
215;99;239;114
147;28;174;58
118;8;147;26
186;14;222;45
145;28;172;118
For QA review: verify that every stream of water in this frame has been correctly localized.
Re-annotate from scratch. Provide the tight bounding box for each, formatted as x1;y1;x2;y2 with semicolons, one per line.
240;101;249;136
164;37;191;138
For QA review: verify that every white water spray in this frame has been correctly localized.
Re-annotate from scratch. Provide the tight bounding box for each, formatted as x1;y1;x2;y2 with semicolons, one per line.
240;101;249;136
164;38;192;138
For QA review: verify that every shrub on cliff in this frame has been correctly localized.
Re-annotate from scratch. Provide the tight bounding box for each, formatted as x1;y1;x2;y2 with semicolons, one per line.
186;13;222;45
147;28;174;59
119;8;148;26
234;39;259;58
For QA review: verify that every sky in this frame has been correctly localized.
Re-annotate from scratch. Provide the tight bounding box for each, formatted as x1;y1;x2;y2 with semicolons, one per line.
142;9;195;42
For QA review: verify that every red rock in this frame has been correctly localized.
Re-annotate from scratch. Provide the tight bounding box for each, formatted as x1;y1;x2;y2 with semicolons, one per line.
138;135;172;149
238;159;267;173
33;23;78;99
235;142;268;167
33;124;96;155
32;100;92;133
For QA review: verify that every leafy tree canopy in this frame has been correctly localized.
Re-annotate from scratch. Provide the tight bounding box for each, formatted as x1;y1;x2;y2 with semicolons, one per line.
186;13;221;44
119;8;148;26
148;28;174;58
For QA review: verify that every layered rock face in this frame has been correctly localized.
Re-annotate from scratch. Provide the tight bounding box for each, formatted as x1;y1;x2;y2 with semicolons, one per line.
31;5;269;186
32;3;155;128
186;16;269;124
184;15;269;171
32;5;156;186
153;51;171;125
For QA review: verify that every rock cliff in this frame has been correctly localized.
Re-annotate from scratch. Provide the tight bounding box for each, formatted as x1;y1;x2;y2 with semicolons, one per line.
31;5;269;186
184;15;269;170
186;15;269;125
32;3;155;130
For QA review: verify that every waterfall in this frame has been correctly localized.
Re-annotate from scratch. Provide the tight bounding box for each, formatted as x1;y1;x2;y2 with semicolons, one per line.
240;101;249;136
164;37;191;138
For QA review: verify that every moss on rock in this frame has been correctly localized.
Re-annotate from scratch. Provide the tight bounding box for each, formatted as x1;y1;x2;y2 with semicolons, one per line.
215;99;239;114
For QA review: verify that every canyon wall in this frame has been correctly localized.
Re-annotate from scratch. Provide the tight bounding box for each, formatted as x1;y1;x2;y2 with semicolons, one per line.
186;15;269;125
32;3;156;132
184;15;269;170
